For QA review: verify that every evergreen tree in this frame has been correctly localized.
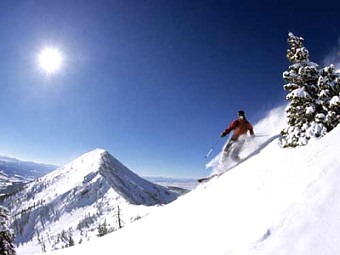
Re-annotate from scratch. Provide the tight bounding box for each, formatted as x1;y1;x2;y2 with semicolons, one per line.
97;220;109;237
0;206;16;255
280;33;324;147
68;235;75;247
280;32;340;147
316;64;340;130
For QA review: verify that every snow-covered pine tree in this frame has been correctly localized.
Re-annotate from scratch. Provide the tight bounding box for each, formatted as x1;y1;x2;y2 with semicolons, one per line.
97;219;110;237
280;32;323;147
316;64;340;131
0;206;16;255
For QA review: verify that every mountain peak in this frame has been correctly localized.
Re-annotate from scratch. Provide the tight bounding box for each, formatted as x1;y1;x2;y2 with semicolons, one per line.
98;151;178;205
72;148;107;163
85;148;107;156
1;149;180;253
39;148;178;206
70;148;179;205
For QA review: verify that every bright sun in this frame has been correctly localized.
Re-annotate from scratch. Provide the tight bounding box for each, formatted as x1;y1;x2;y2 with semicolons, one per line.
38;48;63;74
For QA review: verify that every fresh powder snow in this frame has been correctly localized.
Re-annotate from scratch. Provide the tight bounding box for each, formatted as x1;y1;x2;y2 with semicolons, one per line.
34;105;340;255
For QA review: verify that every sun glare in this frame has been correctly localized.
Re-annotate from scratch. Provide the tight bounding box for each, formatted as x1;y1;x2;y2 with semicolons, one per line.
38;48;63;74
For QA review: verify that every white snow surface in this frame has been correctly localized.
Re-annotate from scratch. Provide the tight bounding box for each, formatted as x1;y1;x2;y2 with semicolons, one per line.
34;106;340;254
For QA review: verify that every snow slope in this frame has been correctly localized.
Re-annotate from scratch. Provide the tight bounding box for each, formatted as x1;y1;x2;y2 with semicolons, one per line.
39;106;340;255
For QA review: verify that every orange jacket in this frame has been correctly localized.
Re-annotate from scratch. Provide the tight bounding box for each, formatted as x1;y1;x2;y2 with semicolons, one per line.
221;118;254;141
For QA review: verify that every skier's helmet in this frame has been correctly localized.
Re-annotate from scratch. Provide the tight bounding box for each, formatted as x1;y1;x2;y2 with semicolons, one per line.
238;110;245;117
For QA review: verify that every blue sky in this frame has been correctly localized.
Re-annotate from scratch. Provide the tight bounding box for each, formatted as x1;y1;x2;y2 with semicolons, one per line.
0;1;339;178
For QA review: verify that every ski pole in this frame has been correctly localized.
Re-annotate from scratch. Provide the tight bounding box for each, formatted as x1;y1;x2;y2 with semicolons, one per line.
204;138;222;159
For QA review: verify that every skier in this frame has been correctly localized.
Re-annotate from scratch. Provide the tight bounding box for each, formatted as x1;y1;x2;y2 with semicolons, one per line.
220;110;254;162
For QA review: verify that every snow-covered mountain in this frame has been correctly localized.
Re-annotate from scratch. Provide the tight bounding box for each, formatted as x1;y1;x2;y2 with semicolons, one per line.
36;106;340;255
0;149;179;254
0;156;57;195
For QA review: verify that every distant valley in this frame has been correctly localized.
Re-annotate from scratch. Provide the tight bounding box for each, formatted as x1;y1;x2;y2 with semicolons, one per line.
0;156;57;196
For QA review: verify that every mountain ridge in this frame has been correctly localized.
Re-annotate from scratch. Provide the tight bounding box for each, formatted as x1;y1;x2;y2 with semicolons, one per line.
99;150;178;205
0;148;179;253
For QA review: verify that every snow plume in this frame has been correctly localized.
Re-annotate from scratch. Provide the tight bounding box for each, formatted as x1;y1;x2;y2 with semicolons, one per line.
336;61;340;73
206;105;287;176
323;37;340;73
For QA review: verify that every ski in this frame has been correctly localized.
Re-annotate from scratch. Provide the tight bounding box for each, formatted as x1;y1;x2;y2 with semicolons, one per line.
197;174;219;183
198;156;248;183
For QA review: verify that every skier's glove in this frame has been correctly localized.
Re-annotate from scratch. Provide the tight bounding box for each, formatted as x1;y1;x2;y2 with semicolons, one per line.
220;132;226;138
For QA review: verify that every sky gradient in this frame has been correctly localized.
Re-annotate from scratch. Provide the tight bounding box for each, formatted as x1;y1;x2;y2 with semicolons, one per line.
0;0;339;178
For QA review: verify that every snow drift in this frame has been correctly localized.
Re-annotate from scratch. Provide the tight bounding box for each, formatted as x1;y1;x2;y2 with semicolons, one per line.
38;106;340;255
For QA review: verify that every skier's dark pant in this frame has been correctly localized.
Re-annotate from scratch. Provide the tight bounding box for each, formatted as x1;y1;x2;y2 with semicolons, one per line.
223;139;245;162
